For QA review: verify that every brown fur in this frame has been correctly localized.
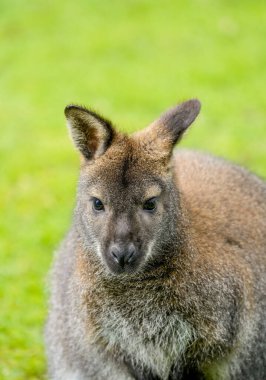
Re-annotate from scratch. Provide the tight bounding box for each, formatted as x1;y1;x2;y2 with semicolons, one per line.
46;100;266;380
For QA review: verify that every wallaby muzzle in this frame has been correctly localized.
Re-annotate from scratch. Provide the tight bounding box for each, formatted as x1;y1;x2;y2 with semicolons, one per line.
106;242;139;274
103;213;144;274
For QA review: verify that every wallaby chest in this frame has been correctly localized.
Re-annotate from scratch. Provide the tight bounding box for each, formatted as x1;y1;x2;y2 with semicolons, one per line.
83;278;195;380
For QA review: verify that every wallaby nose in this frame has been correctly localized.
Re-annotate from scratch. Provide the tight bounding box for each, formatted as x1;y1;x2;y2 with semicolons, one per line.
110;243;136;268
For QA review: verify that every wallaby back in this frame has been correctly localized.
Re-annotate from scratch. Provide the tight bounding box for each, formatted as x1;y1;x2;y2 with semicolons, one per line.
46;100;266;380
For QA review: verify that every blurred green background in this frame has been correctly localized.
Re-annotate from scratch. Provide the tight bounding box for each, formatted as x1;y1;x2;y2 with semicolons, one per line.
0;0;266;378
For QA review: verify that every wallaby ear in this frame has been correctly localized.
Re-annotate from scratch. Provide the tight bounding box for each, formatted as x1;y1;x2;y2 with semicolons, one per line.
157;99;201;144
65;105;115;160
138;99;201;156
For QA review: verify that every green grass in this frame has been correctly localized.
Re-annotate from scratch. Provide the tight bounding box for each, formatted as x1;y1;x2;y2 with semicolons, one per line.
0;0;266;378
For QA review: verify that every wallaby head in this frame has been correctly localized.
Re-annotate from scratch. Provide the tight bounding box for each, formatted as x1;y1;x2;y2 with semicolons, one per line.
65;99;201;275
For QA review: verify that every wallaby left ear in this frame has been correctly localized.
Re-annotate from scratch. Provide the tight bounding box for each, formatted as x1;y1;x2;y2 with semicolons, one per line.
159;99;201;144
138;99;201;155
65;105;115;160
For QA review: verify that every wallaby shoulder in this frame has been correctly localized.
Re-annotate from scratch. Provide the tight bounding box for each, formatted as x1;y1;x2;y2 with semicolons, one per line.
174;149;266;206
174;149;266;259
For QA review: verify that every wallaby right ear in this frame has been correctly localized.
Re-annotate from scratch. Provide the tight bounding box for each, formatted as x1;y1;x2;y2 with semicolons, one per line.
65;105;115;160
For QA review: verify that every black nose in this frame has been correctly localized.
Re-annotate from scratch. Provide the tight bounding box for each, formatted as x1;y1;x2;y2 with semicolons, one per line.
110;243;136;268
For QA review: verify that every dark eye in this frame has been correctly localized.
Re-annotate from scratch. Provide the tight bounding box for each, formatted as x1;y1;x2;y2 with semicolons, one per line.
143;197;157;212
92;198;104;212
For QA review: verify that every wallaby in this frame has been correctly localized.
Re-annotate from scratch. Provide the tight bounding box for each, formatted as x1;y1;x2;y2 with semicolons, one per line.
45;99;266;380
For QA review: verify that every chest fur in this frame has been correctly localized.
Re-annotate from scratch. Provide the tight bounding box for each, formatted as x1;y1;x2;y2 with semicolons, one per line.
90;293;195;380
